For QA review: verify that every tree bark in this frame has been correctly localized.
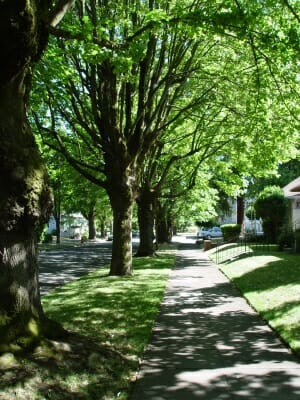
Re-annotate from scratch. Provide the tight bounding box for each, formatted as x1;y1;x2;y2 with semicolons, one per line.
0;1;62;350
100;219;106;238
109;199;133;276
107;168;135;276
156;202;173;244
0;72;53;350
135;188;156;257
53;196;61;244
54;214;61;244
237;196;245;226
87;208;97;240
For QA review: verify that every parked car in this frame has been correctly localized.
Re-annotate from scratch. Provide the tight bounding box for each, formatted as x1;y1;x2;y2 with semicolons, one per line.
197;226;223;240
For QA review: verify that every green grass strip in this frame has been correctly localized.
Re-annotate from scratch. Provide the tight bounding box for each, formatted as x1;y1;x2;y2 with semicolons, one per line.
43;252;173;356
0;250;175;400
43;252;174;399
218;252;300;355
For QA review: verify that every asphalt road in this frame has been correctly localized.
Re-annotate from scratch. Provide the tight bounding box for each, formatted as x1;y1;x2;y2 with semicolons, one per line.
38;235;193;296
38;241;113;296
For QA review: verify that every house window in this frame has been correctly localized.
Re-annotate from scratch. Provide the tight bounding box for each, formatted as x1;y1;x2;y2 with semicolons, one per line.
295;201;300;209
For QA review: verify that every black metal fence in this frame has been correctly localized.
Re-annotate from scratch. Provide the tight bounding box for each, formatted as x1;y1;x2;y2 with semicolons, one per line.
211;237;277;264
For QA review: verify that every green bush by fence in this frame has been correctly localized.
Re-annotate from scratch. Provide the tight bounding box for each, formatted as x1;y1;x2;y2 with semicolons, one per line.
221;224;241;241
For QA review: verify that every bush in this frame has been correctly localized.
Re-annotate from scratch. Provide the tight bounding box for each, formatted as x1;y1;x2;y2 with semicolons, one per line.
81;235;88;243
38;225;51;243
221;224;241;242
254;186;288;243
42;232;53;244
245;233;265;243
294;231;300;253
277;226;294;250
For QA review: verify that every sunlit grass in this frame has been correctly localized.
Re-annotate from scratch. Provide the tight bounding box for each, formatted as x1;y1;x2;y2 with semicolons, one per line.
218;252;300;355
44;254;173;357
208;242;279;264
38;238;82;251
0;249;175;400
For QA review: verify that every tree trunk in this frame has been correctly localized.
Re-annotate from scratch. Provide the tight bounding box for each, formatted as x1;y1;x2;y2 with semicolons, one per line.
156;218;170;244
0;72;53;350
53;199;61;244
237;196;245;226
156;202;173;244
100;219;106;238
109;198;133;276
135;188;155;257
54;214;61;244
107;170;135;276
87;208;96;240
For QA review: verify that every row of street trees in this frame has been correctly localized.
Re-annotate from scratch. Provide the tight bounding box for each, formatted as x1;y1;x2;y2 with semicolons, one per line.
32;0;300;273
1;0;300;349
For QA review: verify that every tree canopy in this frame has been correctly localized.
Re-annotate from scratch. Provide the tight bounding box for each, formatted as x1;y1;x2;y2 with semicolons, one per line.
30;0;300;273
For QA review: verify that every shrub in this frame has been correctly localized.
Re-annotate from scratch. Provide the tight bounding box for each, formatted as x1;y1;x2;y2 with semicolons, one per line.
81;235;88;243
38;224;53;243
245;233;265;243
42;232;53;244
254;186;288;243
277;225;294;250
221;224;241;242
294;230;300;253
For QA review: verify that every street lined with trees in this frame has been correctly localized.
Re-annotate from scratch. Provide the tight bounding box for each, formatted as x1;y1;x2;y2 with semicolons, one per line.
33;0;300;272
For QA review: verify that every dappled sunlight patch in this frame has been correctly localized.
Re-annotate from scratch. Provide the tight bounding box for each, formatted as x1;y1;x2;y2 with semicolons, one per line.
220;253;300;354
0;251;174;399
38;253;173;392
207;243;254;264
221;255;281;279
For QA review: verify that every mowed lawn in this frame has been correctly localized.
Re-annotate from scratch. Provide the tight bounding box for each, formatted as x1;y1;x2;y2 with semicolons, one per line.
212;248;300;355
0;249;175;400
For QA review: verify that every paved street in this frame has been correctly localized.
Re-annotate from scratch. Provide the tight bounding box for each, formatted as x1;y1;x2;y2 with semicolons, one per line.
38;241;112;295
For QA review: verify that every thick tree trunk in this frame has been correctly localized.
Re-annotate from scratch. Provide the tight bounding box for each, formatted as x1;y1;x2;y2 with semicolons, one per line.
109;198;133;276
135;188;155;257
87;209;97;240
0;73;53;350
156;202;173;244
0;236;42;345
156;218;170;244
55;216;61;244
0;0;74;351
107;169;135;276
100;219;106;238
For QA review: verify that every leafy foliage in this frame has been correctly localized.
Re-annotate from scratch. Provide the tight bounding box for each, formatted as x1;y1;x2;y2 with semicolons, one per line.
221;223;242;241
254;185;288;242
30;0;300;269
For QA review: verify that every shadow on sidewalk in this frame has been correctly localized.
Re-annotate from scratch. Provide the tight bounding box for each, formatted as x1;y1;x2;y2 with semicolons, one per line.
131;244;300;400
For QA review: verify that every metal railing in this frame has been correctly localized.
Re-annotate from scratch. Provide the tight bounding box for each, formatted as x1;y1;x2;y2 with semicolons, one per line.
212;236;276;264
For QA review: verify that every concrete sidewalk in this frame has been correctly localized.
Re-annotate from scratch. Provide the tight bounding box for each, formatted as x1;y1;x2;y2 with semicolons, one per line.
130;243;300;399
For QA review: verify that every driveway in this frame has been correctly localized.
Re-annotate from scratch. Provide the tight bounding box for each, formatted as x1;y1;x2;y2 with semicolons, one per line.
38;241;113;296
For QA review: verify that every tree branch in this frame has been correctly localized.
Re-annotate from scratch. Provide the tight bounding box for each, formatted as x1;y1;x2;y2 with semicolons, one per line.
282;0;300;24
49;0;75;27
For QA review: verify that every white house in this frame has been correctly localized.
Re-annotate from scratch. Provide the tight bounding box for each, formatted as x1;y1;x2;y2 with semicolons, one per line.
218;197;263;235
47;213;88;238
283;177;300;230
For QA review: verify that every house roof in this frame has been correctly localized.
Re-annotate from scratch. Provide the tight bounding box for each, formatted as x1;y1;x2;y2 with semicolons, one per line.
283;176;300;198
